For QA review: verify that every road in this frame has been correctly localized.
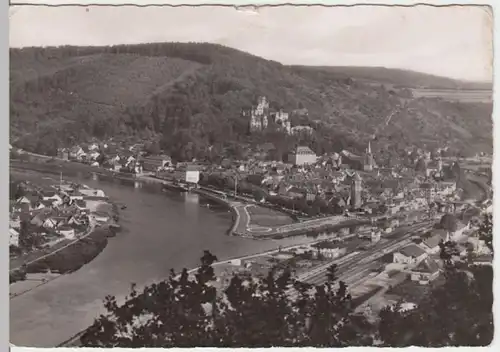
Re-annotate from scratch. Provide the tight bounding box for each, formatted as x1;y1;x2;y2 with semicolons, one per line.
10;223;97;273
287;221;433;300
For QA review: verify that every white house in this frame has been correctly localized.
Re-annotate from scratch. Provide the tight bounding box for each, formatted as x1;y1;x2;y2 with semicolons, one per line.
125;156;136;166
371;229;381;243
70;146;86;160
16;196;34;210
89;151;100;160
174;165;201;184
9;228;20;247
9;216;21;230
67;216;84;227
79;189;106;197
69;191;84;201
410;257;440;284
468;236;492;255
452;221;470;240
42;192;63;206
91;212;109;224
393;244;428;266
57;226;76;240
42;218;59;229
316;247;347;259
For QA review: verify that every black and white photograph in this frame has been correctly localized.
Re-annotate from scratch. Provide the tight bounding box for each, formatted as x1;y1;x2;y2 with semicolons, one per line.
8;1;494;348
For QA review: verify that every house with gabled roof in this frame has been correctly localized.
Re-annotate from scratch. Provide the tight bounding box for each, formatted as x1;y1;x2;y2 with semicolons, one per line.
57;225;76;240
410;257;440;284
34;199;56;210
42;191;63;205
13;202;31;213
70;146;86;160
393;244;428;266
286;186;306;199
421;230;448;254
10;228;20;247
16;193;39;207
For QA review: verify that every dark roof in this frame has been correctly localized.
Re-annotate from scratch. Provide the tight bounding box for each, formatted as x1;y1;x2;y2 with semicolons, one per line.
440;213;458;231
420;182;433;189
398;244;427;258
288;186;305;194
42;191;57;198
422;233;444;249
294;146;315;155
143;154;171;161
75;199;87;207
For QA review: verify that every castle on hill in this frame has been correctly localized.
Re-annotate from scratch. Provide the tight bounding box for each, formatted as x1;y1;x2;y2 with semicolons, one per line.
243;96;291;134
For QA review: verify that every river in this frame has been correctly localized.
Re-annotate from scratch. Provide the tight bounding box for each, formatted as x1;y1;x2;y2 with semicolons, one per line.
10;170;322;347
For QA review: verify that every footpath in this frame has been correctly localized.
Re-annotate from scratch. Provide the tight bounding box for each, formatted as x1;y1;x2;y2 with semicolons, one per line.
10;223;96;273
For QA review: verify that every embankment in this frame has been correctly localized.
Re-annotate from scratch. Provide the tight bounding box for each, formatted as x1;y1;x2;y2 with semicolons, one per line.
10;227;118;284
10;157;136;182
192;188;240;235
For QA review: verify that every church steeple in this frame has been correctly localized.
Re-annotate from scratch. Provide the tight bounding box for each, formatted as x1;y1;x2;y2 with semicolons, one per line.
363;140;374;172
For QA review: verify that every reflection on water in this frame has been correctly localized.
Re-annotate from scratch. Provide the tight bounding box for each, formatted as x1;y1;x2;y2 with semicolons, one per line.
10;167;339;347
183;192;199;205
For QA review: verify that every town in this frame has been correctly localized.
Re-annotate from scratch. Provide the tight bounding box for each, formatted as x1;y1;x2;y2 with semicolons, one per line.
10;95;493;323
9;5;494;346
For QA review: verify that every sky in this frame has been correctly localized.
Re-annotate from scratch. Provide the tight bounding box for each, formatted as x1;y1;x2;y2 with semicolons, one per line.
9;4;493;82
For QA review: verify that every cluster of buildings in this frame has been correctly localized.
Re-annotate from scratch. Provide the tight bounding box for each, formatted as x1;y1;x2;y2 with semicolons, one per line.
9;181;112;251
208;138;466;221
244;96;314;136
390;212;491;285
57;140;201;185
57;141;146;173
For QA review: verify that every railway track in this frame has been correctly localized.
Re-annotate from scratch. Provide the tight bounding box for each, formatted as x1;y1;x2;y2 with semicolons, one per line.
287;222;432;300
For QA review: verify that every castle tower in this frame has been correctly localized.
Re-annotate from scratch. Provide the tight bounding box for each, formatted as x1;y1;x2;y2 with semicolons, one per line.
262;114;268;129
249;109;262;132
350;172;363;209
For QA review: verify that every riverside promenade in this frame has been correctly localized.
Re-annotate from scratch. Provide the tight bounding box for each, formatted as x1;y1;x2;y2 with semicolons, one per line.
193;187;371;239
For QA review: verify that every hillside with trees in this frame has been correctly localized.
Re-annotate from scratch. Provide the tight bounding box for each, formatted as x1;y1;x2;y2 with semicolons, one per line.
293;66;493;90
10;43;493;160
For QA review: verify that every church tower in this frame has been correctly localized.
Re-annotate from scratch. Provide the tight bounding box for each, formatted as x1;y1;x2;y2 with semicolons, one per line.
363;141;374;172
350;172;363;209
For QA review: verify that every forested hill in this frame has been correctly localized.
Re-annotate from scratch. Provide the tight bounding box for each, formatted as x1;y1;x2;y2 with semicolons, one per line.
10;42;493;160
291;66;493;90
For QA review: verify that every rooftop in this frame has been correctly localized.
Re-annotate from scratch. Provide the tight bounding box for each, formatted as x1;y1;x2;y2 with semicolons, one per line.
413;257;440;274
294;146;315;154
422;233;444;249
398;244;427;258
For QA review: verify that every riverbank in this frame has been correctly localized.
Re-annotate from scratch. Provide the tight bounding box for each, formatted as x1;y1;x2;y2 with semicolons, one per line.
11;157;365;241
12;167;338;347
60;234;346;347
9;168;122;286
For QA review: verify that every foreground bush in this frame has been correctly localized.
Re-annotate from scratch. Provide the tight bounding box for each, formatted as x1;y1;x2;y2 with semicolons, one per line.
79;248;492;348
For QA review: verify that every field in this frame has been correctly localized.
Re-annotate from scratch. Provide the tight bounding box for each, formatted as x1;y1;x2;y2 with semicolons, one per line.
247;205;294;228
411;89;492;103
